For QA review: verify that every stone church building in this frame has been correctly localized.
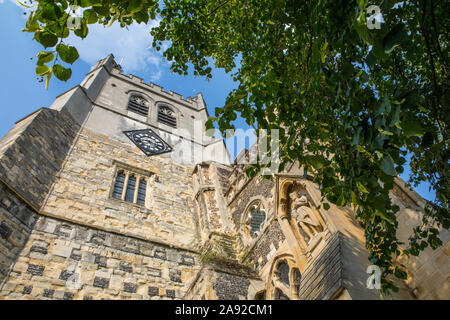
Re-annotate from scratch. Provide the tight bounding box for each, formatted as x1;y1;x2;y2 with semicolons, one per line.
0;55;448;300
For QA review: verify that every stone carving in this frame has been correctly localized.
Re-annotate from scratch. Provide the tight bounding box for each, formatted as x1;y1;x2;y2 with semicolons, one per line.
130;95;147;106
290;193;324;246
159;106;174;117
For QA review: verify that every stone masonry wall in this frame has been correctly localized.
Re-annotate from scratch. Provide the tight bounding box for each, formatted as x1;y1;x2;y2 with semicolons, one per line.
229;177;275;230
0;182;38;285
41;127;200;250
391;185;450;299
298;232;342;300
0;108;79;210
244;220;285;273
0;214;200;299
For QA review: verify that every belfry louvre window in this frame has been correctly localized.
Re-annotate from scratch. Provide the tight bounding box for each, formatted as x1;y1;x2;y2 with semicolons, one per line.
157;105;177;128
128;95;149;117
111;169;149;206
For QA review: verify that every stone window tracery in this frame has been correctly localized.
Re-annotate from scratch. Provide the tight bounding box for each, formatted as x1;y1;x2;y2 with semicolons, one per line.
157;105;177;128
127;95;149;117
268;257;302;300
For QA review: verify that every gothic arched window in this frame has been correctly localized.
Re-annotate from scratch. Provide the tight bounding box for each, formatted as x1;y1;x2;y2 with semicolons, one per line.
268;257;302;300
249;207;266;237
157;105;177;128
128;95;149;117
243;200;267;240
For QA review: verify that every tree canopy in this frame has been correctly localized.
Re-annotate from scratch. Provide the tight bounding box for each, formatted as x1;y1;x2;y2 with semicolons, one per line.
21;0;449;294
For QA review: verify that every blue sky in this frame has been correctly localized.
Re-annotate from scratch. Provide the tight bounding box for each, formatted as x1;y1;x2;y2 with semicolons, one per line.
0;1;435;201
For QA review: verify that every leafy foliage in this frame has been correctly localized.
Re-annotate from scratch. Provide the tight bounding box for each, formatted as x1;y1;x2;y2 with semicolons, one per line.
22;0;159;88
23;0;449;294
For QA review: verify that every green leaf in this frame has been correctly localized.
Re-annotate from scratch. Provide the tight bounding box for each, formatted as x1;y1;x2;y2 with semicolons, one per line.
401;120;423;137
25;11;39;31
41;3;62;20
323;203;330;210
79;0;92;7
381;154;396;176
337;193;346;207
83;9;98;24
128;0;144;13
56;44;79;64
36;64;50;76
74;21;89;39
373;39;388;61
375;209;392;222
366;50;376;67
35;31;58;48
390;105;401;126
383;24;407;53
307;155;325;170
356;181;369;193
37;51;54;65
53;64;72;81
351;191;358;209
93;5;109;15
353;127;362;145
355;12;371;45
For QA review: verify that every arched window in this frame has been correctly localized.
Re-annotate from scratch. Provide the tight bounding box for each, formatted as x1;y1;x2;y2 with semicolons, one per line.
157;105;177;128
136;179;147;206
275;260;290;287
268;257;302;300
112;171;125;199
249;207;266;238
125;175;136;202
243;200;267;240
128;95;149;117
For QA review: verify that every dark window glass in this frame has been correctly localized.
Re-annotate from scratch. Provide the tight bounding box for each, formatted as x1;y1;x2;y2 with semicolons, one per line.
112;171;125;199
137;179;146;206
292;268;302;298
249;208;266;237
125;175;136;203
276;261;290;286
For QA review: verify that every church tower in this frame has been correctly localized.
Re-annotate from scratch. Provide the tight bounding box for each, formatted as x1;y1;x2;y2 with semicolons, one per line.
0;55;448;300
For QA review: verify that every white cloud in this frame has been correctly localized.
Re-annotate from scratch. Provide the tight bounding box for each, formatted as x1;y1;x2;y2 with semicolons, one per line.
68;20;165;80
